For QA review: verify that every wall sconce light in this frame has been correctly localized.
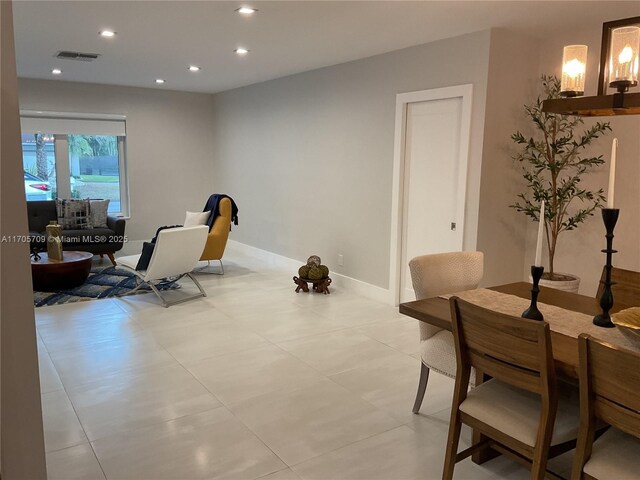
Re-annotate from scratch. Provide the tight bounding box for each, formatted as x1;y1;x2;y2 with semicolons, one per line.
598;16;640;95
561;45;588;97
608;26;640;93
542;17;640;116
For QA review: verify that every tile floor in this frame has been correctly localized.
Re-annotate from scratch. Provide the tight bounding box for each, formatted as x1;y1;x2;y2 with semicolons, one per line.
36;245;566;479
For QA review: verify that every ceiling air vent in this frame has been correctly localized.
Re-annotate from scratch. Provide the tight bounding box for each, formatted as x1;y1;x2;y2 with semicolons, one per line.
55;51;101;62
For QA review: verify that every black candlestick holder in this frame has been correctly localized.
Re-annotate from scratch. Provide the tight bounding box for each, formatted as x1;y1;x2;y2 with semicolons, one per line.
593;208;619;328
522;265;544;321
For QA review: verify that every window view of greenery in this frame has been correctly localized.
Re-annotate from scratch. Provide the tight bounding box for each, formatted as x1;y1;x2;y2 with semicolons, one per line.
22;133;123;213
69;135;122;213
22;133;56;201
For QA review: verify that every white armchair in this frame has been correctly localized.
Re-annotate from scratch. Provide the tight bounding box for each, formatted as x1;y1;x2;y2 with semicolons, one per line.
409;251;483;413
116;225;209;307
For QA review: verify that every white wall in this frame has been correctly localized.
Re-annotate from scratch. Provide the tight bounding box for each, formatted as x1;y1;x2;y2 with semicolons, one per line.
17;79;216;251
20;25;630;298
210;31;492;290
1;1;47;477
476;29;541;287
527;25;640;296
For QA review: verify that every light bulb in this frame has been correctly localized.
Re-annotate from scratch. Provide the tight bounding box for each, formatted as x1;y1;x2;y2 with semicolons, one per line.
619;44;633;64
563;58;585;78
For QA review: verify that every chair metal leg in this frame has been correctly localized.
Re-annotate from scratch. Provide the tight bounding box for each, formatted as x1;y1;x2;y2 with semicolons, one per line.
194;259;224;275
116;269;148;298
117;281;146;297
186;272;207;297
148;282;169;307
115;267;206;307
148;274;207;307
412;362;430;414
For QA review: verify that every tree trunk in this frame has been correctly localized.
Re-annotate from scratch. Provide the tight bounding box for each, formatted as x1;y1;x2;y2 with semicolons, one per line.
34;133;48;180
549;234;557;278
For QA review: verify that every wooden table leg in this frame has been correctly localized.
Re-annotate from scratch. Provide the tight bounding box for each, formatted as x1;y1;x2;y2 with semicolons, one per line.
472;369;500;465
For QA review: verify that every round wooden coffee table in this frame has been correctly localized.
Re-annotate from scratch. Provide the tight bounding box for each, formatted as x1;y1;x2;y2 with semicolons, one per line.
31;251;93;291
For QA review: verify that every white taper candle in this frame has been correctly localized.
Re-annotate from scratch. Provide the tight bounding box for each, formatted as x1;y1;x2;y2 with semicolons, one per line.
534;200;545;267
607;138;618;209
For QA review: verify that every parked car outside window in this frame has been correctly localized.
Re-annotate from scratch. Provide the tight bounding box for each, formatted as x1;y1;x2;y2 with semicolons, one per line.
24;171;51;201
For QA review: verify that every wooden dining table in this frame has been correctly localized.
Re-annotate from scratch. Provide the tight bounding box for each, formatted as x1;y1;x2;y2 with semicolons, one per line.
399;281;638;465
400;281;635;379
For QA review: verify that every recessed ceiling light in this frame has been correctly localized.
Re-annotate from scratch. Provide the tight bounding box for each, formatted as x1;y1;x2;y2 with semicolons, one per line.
234;48;249;55
188;65;201;72
236;7;257;14
51;68;62;75
99;30;116;37
155;79;165;84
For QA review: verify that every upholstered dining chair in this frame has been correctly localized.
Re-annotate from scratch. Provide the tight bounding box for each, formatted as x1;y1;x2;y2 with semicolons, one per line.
443;298;580;480
408;251;483;414
571;334;640;480
596;266;640;307
116;225;208;307
198;197;232;274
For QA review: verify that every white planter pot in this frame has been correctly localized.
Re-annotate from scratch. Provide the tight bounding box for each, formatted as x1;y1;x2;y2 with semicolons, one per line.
530;272;580;293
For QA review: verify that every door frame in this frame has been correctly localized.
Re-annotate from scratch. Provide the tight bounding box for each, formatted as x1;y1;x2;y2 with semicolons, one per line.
389;84;474;306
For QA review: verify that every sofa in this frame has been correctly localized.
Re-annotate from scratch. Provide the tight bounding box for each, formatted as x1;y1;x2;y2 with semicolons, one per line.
27;200;126;265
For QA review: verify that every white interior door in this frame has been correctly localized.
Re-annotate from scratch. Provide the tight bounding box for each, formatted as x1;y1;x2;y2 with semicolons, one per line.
400;96;467;302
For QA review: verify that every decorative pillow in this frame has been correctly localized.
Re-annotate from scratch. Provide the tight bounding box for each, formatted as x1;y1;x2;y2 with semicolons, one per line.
56;199;92;230
135;242;155;271
90;199;110;228
184;210;210;227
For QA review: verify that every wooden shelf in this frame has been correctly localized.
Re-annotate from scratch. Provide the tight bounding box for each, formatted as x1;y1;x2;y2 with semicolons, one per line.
542;92;640;117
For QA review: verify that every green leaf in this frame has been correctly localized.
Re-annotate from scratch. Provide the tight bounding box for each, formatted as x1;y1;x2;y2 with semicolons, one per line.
509;74;612;272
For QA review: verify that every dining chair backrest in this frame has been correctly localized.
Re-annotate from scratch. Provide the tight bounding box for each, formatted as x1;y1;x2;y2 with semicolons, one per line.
450;297;555;397
596;266;640;307
578;334;640;437
409;251;483;340
409;252;484;300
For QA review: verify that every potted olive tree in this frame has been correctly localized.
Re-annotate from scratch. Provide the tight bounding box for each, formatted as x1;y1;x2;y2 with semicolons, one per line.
510;75;611;292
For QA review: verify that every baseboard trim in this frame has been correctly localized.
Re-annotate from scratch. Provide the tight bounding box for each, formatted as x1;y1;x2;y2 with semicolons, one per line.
227;240;392;304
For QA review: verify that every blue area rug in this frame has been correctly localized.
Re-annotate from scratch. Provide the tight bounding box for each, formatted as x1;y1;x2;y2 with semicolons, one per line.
33;265;179;307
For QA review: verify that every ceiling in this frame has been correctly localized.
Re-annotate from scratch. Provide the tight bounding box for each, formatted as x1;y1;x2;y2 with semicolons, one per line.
12;1;640;94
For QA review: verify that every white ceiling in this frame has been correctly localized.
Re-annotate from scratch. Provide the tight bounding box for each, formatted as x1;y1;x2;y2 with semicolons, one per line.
13;1;640;94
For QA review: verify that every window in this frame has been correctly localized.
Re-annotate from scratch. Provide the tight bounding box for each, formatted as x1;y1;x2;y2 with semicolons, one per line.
20;112;129;216
21;133;55;201
68;135;124;213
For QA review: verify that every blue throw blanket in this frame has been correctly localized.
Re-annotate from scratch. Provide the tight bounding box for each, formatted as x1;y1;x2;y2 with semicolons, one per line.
203;194;239;232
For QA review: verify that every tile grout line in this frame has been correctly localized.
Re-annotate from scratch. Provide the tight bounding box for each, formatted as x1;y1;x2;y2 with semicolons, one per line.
288;423;409;473
43;351;108;479
36;253;446;480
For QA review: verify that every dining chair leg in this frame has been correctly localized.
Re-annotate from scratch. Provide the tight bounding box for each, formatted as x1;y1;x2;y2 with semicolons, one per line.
442;407;462;480
531;441;552;480
412;362;430;414
531;457;548;480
